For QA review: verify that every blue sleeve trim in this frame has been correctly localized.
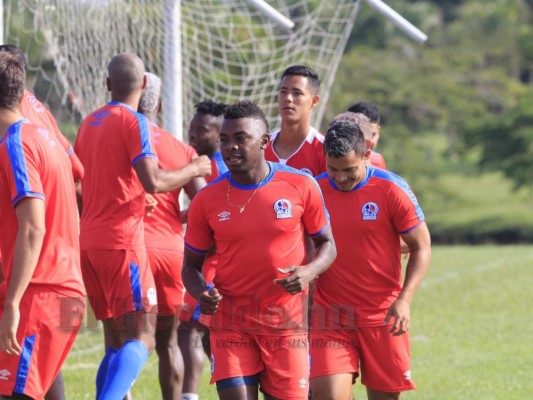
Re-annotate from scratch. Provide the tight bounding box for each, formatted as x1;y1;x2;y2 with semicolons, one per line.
399;219;425;235
131;152;157;166
308;220;331;238
12;191;45;206
372;168;425;221
185;242;209;255
14;334;37;394
6;123;33;197
134;112;155;155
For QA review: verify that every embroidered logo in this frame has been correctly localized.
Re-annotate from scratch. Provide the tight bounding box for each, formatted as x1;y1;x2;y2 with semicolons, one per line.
362;202;379;220
0;369;11;380
403;370;412;380
147;288;157;305
274;199;292;219
298;378;308;388
218;211;231;221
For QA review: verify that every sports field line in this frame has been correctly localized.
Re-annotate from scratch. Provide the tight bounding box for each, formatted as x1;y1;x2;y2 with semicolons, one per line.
422;251;533;287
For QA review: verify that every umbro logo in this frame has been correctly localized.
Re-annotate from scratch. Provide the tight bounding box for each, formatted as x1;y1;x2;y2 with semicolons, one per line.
298;378;307;388
0;369;11;380
218;211;231;221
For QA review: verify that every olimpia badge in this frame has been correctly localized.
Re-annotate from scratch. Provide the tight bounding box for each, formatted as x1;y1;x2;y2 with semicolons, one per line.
362;202;379;220
274;199;292;219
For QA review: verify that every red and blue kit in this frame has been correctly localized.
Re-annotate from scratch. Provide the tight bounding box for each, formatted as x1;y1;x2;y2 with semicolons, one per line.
144;124;197;316
75;102;157;319
265;127;326;177
185;162;330;399
0;119;85;399
310;166;424;392
185;162;330;333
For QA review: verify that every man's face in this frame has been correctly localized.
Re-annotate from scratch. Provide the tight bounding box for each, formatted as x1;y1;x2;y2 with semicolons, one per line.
326;149;369;192
188;112;221;157
278;75;319;124
220;117;269;175
370;122;381;148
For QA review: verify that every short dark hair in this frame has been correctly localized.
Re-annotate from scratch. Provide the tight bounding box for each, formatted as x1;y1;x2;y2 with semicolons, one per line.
281;64;320;94
347;101;380;124
224;100;269;133
195;100;228;117
0;51;26;110
324;120;366;158
0;44;27;69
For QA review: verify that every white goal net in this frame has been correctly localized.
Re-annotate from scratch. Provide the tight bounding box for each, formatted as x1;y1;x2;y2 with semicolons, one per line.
3;0;361;138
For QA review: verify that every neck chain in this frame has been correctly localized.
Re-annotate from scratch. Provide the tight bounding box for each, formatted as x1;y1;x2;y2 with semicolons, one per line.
226;166;270;213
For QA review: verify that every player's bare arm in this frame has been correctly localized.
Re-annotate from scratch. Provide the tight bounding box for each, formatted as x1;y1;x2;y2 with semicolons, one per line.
182;248;222;315
385;221;432;336
274;226;336;295
134;155;211;194
0;198;45;355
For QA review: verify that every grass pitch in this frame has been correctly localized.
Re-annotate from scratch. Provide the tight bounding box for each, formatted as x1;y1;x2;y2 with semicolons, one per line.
63;245;533;399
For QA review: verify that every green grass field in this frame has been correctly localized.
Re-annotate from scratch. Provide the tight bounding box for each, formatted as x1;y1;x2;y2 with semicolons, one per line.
63;245;533;399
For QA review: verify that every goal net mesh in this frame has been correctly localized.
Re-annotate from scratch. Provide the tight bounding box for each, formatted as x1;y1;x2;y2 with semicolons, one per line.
3;0;361;136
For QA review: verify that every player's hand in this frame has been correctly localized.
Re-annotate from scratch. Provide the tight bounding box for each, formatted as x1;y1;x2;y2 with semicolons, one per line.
274;266;312;295
191;155;212;178
198;287;222;315
384;299;410;336
145;194;158;217
0;304;21;355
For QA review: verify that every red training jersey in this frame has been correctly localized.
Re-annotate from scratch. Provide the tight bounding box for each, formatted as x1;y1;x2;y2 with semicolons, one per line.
0;120;84;296
74;102;157;251
265;127;326;177
144;124;197;252
185;162;330;334
369;150;387;170
314;166;424;328
20;89;84;181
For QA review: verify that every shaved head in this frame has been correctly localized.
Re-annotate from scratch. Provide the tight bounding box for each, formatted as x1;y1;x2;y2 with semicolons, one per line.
107;52;145;97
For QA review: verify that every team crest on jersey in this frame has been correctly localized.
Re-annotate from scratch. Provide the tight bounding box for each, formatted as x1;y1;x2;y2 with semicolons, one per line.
362;202;379;220
300;168;312;176
274;199;292;219
147;288;157;305
218;211;231;221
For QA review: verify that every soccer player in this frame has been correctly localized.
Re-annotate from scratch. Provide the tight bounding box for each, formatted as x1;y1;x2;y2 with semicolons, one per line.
74;53;211;400
179;100;228;400
182;100;336;400
0;43;83;400
265;65;326;177
0;50;85;399
310;120;432;400
347;101;387;169
138;73;207;400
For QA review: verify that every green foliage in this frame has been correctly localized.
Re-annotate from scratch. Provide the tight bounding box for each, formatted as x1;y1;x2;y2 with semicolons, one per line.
465;91;533;189
327;0;533;242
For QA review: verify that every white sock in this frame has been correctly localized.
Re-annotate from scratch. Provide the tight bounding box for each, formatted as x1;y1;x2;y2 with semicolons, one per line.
182;393;199;400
